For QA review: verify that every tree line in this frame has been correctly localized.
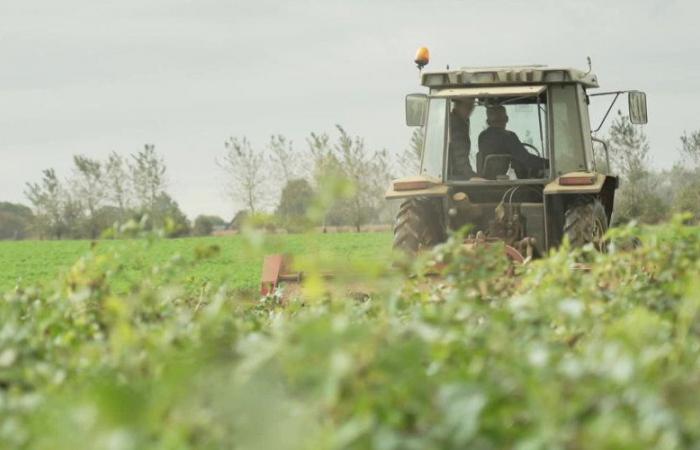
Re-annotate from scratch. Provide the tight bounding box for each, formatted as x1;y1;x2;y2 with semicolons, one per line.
219;125;415;233
1;125;419;240
1;118;697;241
16;145;190;240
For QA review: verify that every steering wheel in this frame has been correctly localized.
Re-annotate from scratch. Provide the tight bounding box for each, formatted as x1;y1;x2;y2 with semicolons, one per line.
522;143;542;158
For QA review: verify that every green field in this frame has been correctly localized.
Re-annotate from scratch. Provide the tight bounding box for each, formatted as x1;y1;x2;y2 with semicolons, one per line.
0;232;392;294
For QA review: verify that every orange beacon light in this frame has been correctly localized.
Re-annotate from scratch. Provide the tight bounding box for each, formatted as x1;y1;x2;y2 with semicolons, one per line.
414;47;430;70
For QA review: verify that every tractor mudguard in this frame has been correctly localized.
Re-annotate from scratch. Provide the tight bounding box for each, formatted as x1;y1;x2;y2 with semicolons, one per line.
543;172;618;196
385;175;449;200
543;172;618;246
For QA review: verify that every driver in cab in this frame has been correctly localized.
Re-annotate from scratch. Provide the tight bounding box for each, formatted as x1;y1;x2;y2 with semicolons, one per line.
477;105;549;179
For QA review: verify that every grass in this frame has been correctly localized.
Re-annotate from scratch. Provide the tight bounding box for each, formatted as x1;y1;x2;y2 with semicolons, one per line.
0;232;393;294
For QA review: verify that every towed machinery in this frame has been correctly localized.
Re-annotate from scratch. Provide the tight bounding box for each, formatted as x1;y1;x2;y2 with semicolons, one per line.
387;48;648;261
260;49;649;294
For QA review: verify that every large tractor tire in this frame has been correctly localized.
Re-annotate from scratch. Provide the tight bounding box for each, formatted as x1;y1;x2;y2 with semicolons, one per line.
393;197;446;254
563;197;608;250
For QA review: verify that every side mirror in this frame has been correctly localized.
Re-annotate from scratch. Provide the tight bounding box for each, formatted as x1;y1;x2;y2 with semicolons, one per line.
628;91;648;124
405;94;428;127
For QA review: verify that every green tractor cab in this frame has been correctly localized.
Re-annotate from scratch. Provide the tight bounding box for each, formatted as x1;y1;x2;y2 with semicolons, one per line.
388;59;648;258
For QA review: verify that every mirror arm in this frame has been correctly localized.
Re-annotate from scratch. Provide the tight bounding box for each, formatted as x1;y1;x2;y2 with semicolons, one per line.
592;92;621;133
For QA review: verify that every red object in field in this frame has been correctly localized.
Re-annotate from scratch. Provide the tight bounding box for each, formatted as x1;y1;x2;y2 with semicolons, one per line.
260;254;302;296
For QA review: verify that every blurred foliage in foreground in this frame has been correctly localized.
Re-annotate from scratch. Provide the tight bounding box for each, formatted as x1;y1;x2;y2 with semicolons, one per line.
2;218;700;449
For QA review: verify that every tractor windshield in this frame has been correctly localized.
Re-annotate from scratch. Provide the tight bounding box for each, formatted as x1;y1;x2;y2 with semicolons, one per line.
468;100;547;178
445;93;549;181
418;85;594;181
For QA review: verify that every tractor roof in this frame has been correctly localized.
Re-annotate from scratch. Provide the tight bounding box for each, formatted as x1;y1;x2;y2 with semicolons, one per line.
421;65;599;89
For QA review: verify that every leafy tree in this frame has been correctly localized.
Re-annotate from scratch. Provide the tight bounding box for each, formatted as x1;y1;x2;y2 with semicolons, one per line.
0;202;34;240
671;178;700;221
71;155;105;239
25;169;68;239
307;131;341;190
149;193;190;237
130;144;167;218
61;196;87;239
608;112;668;224
192;215;226;236
276;179;315;218
220;137;267;213
93;206;124;234
268;134;299;184
666;130;700;221
397;128;424;175
331;126;392;231
306;126;393;230
369;147;395;224
104;151;133;219
307;130;350;230
275;179;315;232
609;112;649;179
680;130;700;167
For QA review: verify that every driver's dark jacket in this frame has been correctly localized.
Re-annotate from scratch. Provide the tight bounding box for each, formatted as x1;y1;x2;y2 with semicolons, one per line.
477;127;548;178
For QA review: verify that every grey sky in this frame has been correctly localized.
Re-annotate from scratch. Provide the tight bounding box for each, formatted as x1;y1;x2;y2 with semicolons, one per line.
1;0;698;218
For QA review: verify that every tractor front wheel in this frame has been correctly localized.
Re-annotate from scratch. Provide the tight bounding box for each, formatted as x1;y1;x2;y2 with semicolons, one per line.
393;197;446;254
563;198;608;250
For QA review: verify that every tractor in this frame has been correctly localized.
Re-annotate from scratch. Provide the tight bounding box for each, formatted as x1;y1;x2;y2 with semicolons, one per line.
386;49;648;260
259;51;649;295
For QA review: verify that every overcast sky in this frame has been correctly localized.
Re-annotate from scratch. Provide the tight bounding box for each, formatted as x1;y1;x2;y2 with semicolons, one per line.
1;0;698;218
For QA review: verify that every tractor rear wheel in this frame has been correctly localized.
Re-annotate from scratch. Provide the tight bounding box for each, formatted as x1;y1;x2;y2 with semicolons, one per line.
564;198;608;250
393;197;446;254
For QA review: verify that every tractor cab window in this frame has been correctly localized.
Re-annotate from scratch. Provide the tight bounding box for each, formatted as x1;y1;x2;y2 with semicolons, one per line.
550;85;588;174
446;94;549;181
420;98;448;179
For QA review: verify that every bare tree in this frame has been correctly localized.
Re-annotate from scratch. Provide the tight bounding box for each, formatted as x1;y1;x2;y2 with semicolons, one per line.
220;137;267;213
130;144;167;217
72;155;105;239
